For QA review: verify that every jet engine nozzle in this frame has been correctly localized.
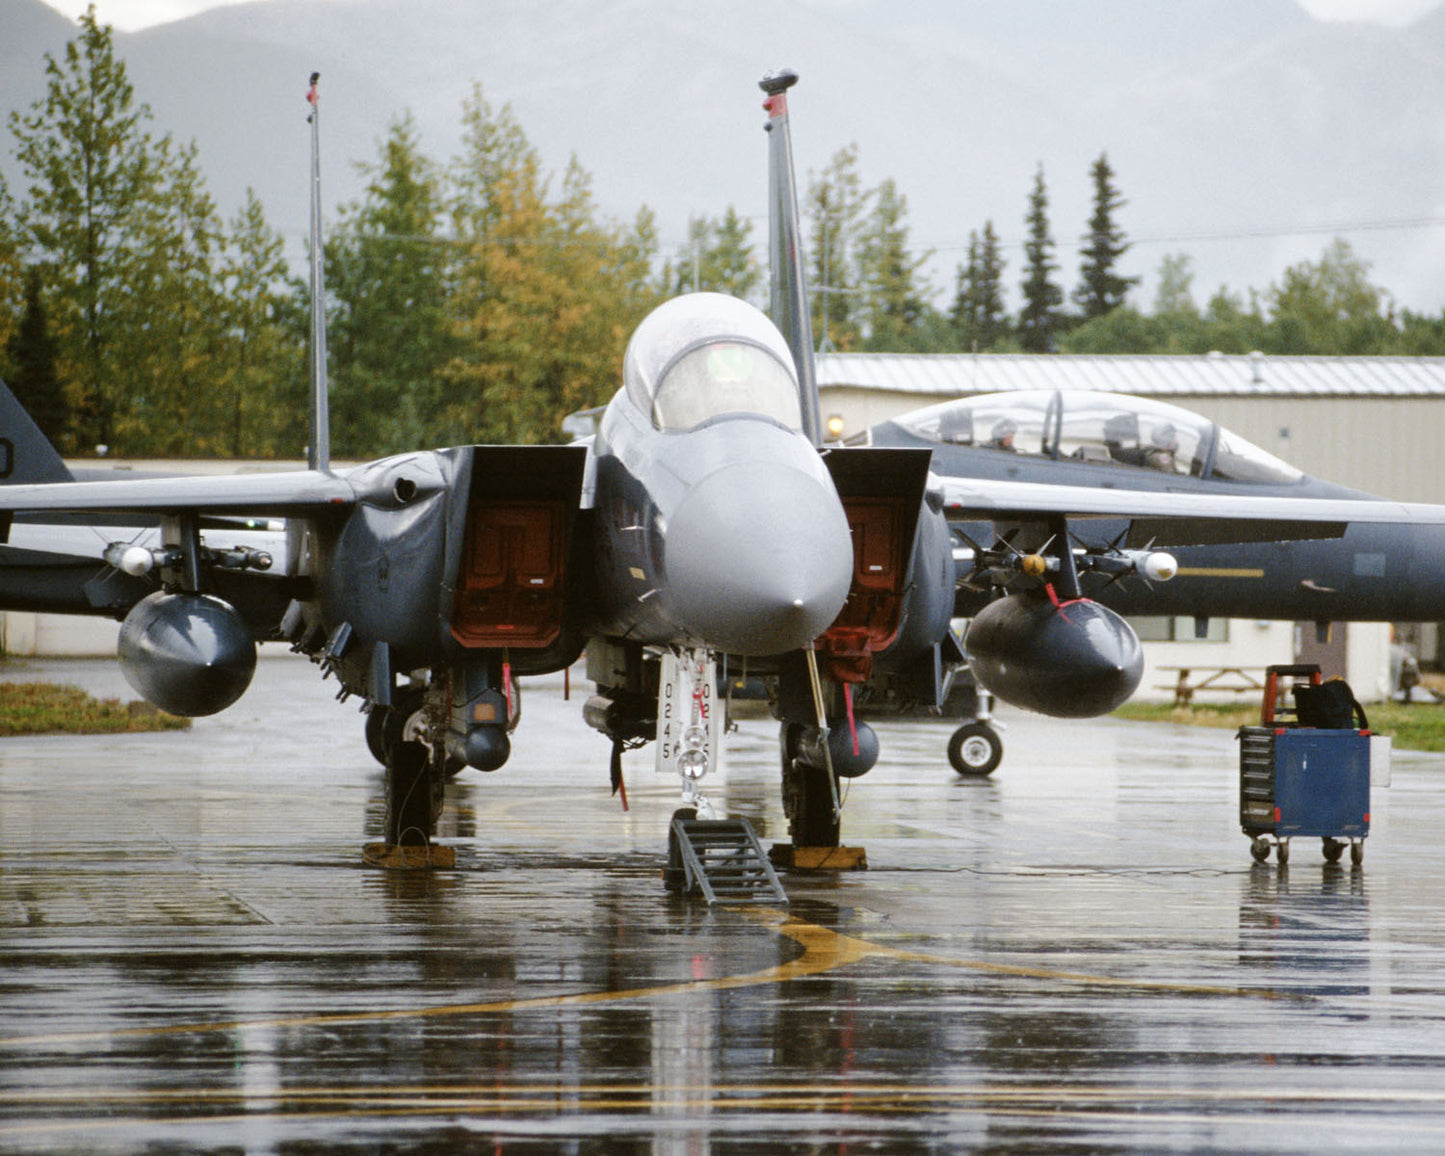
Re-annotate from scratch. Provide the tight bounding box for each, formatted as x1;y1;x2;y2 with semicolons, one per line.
664;459;853;655
966;592;1142;718
117;591;257;716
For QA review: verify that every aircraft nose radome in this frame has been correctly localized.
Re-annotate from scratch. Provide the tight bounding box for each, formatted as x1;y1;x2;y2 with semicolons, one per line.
665;461;853;655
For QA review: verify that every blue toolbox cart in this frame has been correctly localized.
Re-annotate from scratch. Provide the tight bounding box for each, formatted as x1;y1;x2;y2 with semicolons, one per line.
1238;664;1371;866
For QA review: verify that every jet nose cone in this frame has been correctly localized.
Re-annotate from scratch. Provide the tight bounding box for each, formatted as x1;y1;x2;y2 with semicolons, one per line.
665;460;853;655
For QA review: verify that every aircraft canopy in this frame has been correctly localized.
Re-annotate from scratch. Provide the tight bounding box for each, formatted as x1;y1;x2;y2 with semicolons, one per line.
623;293;802;433
895;389;1303;485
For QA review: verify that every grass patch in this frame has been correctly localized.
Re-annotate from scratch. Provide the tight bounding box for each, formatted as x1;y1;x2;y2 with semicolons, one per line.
0;682;191;736
1114;699;1445;752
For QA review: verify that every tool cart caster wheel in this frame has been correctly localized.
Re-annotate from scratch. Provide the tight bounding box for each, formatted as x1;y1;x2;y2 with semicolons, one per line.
1276;839;1290;865
1250;837;1271;863
1323;838;1345;864
1351;841;1365;867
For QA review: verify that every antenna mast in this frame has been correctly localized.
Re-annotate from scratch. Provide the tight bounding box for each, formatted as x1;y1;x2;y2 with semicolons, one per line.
306;72;331;472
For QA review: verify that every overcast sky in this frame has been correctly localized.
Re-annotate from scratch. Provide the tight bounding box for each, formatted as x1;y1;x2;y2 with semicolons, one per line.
36;0;1445;33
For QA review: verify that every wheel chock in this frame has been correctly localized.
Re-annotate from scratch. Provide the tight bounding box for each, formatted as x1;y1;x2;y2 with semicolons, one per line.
769;844;868;871
362;842;457;869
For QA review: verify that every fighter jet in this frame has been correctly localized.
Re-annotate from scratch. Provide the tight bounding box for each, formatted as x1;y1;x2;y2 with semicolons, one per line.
0;71;957;860
862;387;1445;772
4;70;1445;866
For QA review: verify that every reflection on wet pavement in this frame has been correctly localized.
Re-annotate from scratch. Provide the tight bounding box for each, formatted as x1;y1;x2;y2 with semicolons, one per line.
4;655;1445;1152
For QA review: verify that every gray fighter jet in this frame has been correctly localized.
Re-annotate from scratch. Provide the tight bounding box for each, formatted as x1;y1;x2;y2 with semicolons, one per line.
3;70;1445;863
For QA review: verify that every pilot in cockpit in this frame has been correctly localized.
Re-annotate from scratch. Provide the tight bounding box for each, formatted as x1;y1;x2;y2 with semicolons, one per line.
989;418;1018;452
1144;423;1179;472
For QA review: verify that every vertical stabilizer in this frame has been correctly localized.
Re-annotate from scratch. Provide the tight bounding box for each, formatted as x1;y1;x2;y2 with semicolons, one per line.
306;73;331;473
0;379;73;484
760;69;822;447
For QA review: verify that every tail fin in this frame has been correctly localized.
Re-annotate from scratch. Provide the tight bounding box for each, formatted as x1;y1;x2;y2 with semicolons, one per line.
760;69;822;447
305;72;331;472
0;378;74;484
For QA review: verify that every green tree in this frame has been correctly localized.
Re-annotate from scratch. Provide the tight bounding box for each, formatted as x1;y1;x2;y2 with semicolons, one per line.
215;190;305;457
856;177;930;349
1153;252;1198;318
8;7;162;451
951;220;1008;351
1199;286;1268;353
1264;238;1393;354
664;205;758;301
5;267;68;443
1073;152;1137;319
1018;165;1064;353
327;113;453;455
0;177;23;365
806;145;869;351
445;89;654;444
118;135;228;454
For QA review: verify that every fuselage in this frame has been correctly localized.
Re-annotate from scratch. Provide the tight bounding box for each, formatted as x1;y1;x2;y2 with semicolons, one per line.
587;293;854;657
868;388;1445;624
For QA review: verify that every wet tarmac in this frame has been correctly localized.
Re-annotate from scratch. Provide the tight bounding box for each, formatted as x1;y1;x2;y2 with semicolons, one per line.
4;653;1445;1153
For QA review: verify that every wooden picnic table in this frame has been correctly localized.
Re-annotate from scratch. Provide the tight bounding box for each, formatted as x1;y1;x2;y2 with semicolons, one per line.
1156;665;1268;707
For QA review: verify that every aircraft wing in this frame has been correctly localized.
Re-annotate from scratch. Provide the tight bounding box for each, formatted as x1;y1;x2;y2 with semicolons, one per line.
0;469;360;522
938;475;1445;548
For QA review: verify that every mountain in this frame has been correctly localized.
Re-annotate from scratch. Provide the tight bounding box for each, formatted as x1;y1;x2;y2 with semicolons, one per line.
5;0;1445;312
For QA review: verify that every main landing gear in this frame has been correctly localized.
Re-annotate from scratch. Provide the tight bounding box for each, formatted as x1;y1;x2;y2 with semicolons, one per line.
948;722;1003;777
946;681;1003;777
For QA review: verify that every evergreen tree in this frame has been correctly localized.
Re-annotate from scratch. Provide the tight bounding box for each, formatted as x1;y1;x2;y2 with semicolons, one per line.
118;135;228;454
856;178;930;349
0;178;23;365
8;7;162;451
1073;152;1137;319
216;189;304;457
664;206;758;301
5;267;67;444
950;220;1008;350
806;145;869;350
1018;165;1063;353
327;113;452;455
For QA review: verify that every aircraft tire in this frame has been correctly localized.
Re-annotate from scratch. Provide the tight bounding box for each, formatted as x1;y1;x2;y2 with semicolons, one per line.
780;724;841;848
364;706;390;765
948;722;1003;777
1250;837;1271;863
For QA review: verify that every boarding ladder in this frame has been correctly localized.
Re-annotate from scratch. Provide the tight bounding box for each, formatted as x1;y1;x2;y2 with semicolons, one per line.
670;816;788;906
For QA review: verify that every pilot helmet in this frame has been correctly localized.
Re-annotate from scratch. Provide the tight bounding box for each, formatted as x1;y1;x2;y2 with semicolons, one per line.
991;418;1017;441
1151;423;1178;450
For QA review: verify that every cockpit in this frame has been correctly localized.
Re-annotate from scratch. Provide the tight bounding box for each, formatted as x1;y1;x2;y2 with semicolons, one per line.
888;389;1303;485
622;293;803;433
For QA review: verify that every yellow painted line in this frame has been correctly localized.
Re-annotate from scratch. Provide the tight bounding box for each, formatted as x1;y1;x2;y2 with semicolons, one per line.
1175;566;1265;579
9;1086;1445;1140
0;909;1295;1052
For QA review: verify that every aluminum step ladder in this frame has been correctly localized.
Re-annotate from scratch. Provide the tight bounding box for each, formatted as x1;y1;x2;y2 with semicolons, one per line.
670;817;788;905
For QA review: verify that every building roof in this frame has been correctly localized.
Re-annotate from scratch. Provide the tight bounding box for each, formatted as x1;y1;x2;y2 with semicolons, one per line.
815;352;1445;399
